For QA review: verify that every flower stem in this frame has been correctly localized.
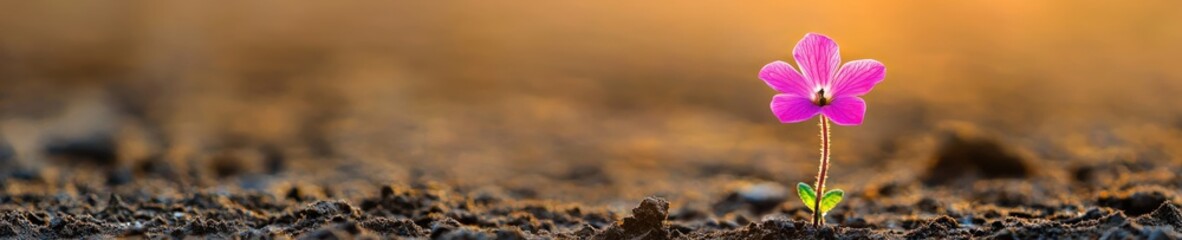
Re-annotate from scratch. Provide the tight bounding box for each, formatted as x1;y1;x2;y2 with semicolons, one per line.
813;115;831;227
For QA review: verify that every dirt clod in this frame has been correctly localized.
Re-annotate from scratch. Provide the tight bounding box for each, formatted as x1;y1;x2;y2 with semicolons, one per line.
904;216;966;239
360;217;426;237
1137;202;1182;229
923;125;1034;185
601;197;670;240
1101;191;1172;216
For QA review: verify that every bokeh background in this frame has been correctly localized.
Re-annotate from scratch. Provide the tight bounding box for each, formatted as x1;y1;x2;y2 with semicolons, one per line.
2;1;1181;210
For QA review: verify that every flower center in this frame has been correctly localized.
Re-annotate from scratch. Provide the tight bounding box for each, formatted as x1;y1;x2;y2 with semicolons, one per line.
814;89;830;106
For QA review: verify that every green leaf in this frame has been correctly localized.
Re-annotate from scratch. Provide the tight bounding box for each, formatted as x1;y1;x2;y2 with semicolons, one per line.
796;182;816;212
820;189;844;214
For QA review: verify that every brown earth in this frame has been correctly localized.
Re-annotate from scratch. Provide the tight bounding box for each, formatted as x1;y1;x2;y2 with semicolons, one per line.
3;123;1182;239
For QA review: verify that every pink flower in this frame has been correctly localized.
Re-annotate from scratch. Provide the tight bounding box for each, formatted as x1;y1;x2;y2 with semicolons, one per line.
759;33;886;126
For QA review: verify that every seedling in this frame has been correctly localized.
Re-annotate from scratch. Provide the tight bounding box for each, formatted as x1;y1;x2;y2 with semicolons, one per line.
758;33;885;226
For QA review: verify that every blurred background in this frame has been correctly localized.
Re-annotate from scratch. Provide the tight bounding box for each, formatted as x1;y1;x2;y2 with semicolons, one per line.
1;1;1181;209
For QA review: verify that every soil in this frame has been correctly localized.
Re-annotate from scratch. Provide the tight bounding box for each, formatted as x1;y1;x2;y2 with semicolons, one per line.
1;123;1181;239
1;183;1181;240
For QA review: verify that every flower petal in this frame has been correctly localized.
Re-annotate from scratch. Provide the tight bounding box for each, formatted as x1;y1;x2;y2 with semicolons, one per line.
759;61;812;96
793;33;840;87
831;59;885;97
771;94;822;123
821;96;866;126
